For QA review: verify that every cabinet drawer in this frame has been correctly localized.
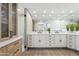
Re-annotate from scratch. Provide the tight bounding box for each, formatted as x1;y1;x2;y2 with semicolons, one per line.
28;42;32;46
0;39;22;56
7;40;21;55
28;40;32;47
0;46;8;55
28;35;32;40
48;44;54;47
68;45;72;47
7;40;20;51
69;35;75;39
48;41;54;43
14;49;21;56
7;44;14;51
69;41;72;43
0;46;7;53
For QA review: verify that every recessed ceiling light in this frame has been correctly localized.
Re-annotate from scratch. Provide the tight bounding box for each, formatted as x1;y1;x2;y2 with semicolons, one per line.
51;10;54;13
42;15;45;16
49;14;52;16
33;11;36;13
61;10;65;13
43;11;46;13
17;9;20;11
70;10;73;13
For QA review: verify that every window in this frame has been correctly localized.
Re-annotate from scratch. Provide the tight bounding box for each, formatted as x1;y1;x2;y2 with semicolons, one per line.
1;3;9;38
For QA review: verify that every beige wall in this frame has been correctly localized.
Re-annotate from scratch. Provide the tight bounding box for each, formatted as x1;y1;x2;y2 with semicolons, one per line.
26;11;32;34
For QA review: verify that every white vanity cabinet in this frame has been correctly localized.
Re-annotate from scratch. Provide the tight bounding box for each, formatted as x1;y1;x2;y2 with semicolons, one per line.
28;34;67;48
55;34;67;47
75;35;79;51
28;34;48;48
28;33;79;52
67;35;76;50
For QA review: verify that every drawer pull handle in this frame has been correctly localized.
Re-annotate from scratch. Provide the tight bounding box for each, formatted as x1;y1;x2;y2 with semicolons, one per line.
38;40;41;42
69;45;72;47
59;40;62;42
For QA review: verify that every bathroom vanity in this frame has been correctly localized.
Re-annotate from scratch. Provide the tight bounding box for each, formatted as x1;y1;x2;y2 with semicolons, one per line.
27;33;79;51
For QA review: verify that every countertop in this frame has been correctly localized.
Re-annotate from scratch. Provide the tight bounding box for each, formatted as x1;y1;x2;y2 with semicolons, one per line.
0;36;22;48
28;32;79;35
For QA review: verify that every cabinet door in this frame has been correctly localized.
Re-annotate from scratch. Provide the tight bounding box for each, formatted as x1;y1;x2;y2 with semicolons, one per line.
60;35;67;47
1;3;9;38
76;36;79;51
55;34;60;47
0;46;8;56
32;34;40;47
54;34;66;47
39;34;47;47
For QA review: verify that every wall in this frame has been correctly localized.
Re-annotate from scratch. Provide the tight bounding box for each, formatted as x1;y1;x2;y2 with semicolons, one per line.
34;20;70;33
18;11;33;52
18;14;25;52
26;11;33;34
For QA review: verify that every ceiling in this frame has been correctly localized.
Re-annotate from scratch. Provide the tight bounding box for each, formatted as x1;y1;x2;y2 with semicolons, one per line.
18;3;79;22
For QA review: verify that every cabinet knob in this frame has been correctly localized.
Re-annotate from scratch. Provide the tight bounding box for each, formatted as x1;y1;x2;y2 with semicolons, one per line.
69;41;72;43
38;40;41;42
70;38;72;40
59;40;62;42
